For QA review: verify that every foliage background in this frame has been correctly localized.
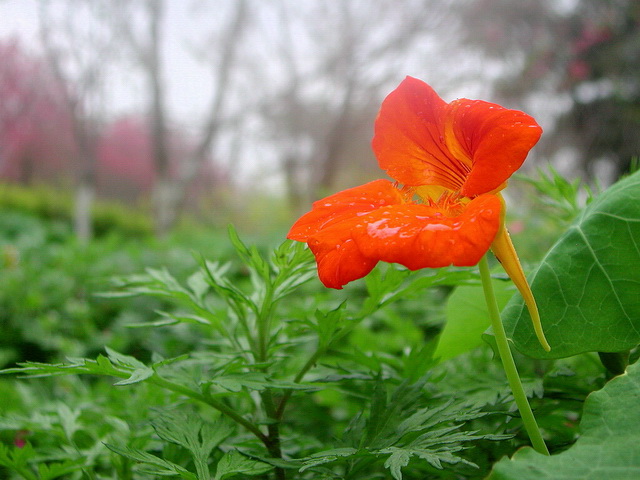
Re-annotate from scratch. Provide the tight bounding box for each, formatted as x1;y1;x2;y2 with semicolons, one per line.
1;0;640;478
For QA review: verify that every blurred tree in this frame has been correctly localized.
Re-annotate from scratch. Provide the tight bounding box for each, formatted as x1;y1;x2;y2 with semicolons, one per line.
0;40;75;186
96;115;223;207
38;0;120;242
253;0;461;211
96;117;155;200
112;0;248;235
459;0;640;180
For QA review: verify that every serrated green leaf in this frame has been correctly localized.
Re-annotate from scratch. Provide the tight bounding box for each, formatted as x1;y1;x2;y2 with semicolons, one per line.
150;409;233;480
1;356;122;380
113;366;154;386
299;448;360;472
105;443;197;479
270;240;316;298
214;450;272;479
227;226;271;283
0;442;88;480
343;378;505;477
105;347;148;370
56;404;81;441
187;270;210;300
102;347;154;385
153;310;212;326
384;448;410;480
211;373;314;393
201;259;257;315
37;458;88;480
361;265;480;318
227;225;252;263
400;341;438;382
502;169;640;358
488;360;640;479
518;165;592;221
313;303;347;348
0;443;37;479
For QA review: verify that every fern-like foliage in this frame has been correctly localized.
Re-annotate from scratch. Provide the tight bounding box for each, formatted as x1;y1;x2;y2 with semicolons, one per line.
298;378;510;479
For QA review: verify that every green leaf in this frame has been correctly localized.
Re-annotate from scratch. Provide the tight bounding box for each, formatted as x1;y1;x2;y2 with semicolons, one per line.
362;265;479;317
271;240;316;300
105;347;148;370
518;165;593;222
319;378;507;478
151;409;234;480
211;373;314;392
187;270;210;301
434;274;513;362
384;448;410;480
227;225;270;281
0;443;38;480
56;404;81;441
380;446;475;478
214;450;272;479
0;440;87;479
1;356;122;380
105;443;197;479
312;303;348;349
487;360;640;479
503;170;640;358
113;367;154;386
106;347;154;385
299;448;360;472
37;459;88;480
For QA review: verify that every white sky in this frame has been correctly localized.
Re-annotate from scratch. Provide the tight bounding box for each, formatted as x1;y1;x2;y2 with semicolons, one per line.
0;0;573;191
0;0;221;127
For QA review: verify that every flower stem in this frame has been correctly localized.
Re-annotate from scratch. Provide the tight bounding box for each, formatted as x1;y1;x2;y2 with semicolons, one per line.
478;255;549;455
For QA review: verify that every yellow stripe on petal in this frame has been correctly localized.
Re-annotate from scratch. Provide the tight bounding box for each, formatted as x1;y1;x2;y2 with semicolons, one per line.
491;227;551;352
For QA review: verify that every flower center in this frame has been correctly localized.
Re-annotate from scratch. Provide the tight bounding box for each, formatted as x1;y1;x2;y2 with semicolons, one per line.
410;185;468;216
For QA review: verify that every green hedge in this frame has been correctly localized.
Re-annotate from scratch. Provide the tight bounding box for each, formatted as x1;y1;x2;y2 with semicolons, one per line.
0;183;153;237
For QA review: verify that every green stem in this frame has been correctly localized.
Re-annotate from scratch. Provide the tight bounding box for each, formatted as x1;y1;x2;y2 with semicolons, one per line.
478;255;549;455
256;283;275;365
276;314;368;419
255;281;286;479
276;347;324;419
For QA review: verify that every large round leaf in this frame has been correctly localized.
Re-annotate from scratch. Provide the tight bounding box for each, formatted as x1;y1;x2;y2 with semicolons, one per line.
487;360;640;479
502;170;640;358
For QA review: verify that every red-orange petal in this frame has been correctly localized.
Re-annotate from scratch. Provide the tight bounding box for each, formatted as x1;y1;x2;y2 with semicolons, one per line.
372;76;469;191
307;222;379;289
445;99;543;197
352;194;502;270
291;189;502;289
287;179;405;241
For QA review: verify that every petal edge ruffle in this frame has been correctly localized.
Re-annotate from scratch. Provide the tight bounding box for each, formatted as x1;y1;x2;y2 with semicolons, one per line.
287;179;405;242
445;99;543;197
296;188;502;289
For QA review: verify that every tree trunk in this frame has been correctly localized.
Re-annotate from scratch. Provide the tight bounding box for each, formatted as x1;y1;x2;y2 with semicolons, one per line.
74;180;94;243
173;0;248;220
146;0;174;236
153;177;177;236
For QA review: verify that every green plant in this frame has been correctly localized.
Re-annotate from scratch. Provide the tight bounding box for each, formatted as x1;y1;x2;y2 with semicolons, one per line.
1;168;639;479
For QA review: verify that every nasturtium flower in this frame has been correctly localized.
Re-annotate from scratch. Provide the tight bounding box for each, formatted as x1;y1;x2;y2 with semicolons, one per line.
288;76;550;350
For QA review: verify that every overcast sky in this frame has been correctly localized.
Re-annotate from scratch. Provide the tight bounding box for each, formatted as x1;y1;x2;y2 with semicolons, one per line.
1;0;577;190
0;0;225;129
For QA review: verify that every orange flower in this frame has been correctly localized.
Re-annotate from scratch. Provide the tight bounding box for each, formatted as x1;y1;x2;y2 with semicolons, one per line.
288;76;549;350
